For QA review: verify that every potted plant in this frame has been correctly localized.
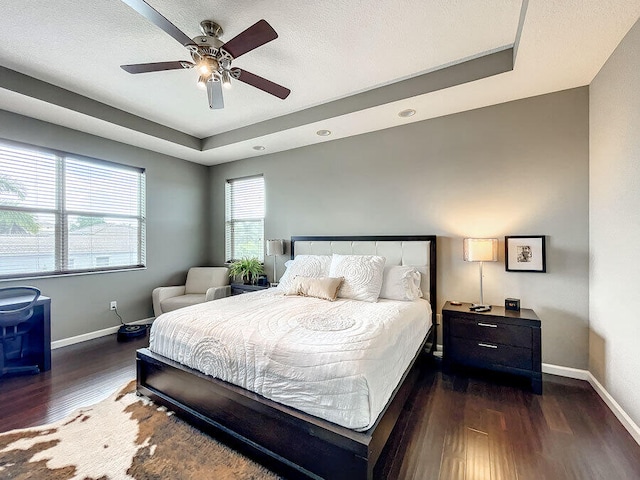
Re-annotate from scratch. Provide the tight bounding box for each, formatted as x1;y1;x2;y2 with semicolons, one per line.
228;257;264;285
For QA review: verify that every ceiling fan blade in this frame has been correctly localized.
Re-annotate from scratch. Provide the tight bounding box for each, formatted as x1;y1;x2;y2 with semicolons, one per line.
231;68;290;100
221;20;278;59
121;61;194;74
121;0;196;47
207;78;224;109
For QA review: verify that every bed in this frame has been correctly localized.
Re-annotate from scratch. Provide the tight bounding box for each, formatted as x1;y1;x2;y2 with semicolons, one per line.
136;235;437;479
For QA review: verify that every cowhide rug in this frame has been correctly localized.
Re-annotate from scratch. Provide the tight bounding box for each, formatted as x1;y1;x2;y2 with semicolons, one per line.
0;381;280;479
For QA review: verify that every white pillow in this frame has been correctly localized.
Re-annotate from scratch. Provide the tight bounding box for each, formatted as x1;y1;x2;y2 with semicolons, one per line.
277;255;332;291
379;266;423;301
328;254;386;302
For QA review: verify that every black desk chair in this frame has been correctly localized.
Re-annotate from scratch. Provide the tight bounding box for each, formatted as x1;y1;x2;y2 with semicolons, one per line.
0;286;42;377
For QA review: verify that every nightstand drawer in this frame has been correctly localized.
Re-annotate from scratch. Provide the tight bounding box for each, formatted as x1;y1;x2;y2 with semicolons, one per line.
448;337;533;370
449;316;532;348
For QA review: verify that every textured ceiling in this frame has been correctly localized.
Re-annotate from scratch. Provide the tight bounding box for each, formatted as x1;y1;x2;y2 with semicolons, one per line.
0;1;639;165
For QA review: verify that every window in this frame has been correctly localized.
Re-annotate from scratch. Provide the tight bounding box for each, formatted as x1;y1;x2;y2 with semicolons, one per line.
0;139;146;279
95;256;110;267
225;175;264;262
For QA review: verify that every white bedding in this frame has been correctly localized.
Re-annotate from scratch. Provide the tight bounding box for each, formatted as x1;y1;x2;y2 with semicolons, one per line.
149;289;432;430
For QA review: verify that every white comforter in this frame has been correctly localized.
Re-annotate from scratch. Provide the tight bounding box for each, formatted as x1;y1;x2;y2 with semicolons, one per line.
149;289;432;430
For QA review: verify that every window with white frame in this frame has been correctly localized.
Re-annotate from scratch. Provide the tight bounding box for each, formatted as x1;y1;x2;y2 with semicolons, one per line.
0;139;146;279
225;175;265;262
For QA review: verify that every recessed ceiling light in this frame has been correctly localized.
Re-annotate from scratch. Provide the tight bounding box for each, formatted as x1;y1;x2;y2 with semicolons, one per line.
316;129;332;136
252;145;265;151
398;109;416;118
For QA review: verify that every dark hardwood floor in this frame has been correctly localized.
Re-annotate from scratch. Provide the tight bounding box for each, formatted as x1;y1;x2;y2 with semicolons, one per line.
377;363;640;480
2;335;640;479
0;333;148;433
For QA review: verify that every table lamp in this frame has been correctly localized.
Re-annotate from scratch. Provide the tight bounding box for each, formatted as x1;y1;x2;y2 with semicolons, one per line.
266;239;284;285
463;238;498;308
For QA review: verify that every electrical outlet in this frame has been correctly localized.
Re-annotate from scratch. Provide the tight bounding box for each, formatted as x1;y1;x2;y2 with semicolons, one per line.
436;313;442;325
110;301;117;311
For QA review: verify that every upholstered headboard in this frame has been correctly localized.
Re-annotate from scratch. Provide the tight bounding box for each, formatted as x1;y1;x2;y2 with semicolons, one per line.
290;235;436;320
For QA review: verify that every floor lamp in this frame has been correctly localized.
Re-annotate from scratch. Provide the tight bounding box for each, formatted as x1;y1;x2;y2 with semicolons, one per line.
266;239;284;286
463;238;498;308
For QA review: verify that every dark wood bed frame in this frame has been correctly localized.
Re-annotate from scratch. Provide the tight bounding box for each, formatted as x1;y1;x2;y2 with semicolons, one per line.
137;235;437;479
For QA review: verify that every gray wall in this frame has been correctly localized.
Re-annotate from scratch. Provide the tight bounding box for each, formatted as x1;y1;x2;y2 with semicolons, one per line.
590;19;640;429
0;110;210;341
210;87;590;369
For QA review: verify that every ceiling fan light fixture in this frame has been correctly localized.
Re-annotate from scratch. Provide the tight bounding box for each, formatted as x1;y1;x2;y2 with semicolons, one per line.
198;62;210;75
221;70;232;89
197;57;218;75
197;74;210;90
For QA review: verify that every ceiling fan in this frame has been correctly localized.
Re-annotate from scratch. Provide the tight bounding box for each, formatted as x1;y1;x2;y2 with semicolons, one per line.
119;0;291;110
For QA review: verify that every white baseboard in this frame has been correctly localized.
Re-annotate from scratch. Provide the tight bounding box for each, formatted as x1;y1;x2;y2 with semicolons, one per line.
541;363;590;380
541;363;639;446
51;317;154;350
586;372;640;446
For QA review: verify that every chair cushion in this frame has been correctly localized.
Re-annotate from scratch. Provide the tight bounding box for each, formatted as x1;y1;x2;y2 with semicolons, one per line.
160;294;206;313
185;267;229;294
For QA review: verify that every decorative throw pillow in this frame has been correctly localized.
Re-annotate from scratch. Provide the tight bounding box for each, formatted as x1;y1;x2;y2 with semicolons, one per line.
379;265;423;301
328;254;386;302
284;276;344;301
277;255;332;292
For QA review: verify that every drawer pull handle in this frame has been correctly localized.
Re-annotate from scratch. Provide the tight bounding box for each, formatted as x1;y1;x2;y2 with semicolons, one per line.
478;343;498;349
477;322;498;328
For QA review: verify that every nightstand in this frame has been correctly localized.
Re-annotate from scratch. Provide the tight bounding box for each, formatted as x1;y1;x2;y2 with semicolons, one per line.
442;301;542;394
230;283;270;296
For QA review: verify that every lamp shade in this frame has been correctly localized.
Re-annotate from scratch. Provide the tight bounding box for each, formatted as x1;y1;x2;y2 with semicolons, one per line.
266;239;284;256
463;238;498;262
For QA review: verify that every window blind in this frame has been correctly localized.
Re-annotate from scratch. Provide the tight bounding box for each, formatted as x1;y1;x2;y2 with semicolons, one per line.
225;175;264;262
0;139;146;279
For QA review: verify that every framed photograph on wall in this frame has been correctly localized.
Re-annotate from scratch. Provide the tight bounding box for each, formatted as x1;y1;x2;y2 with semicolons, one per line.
505;235;546;272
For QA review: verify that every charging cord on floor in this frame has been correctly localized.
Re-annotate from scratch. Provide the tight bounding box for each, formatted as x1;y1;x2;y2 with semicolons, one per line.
113;307;125;325
112;307;152;330
113;307;151;342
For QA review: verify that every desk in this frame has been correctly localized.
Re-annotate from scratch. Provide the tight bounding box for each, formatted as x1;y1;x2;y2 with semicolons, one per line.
0;294;51;373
